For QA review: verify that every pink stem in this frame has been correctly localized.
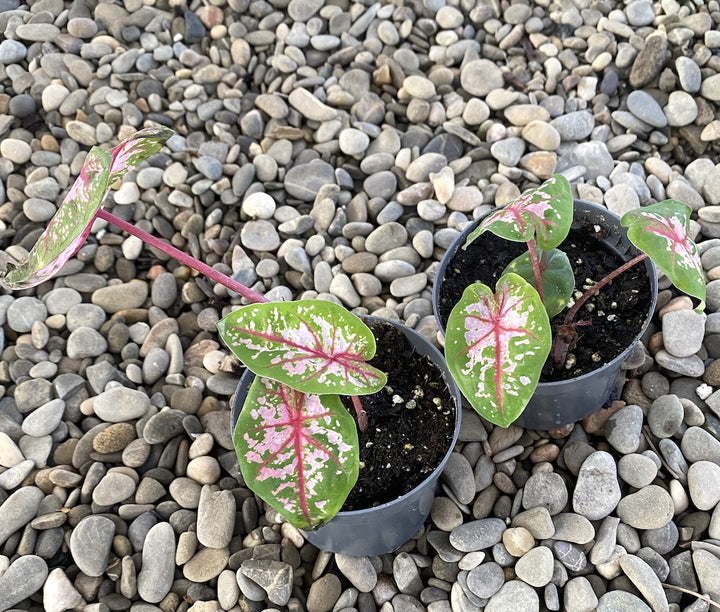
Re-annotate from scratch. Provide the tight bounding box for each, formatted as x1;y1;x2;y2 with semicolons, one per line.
526;239;544;303
563;252;648;325
96;208;268;304
351;395;368;432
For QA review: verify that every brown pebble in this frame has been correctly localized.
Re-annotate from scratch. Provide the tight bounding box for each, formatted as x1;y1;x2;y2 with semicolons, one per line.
648;331;664;355
548;422;574;439
622;378;652;410
93;423;137;454
146;264;168;281
704;360;720;386
708;266;720;281
529;443;560;463
582;400;625;434
658;296;693;318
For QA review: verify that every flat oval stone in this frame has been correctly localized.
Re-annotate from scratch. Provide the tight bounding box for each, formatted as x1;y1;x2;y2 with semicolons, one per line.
137;522;176;603
450;518;506;552
616;485;675;529
0;555;48;611
572;451;621;520
94;387;151;422
69;515;116;577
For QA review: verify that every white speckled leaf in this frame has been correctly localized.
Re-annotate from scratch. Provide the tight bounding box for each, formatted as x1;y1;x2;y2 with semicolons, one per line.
464;174;573;250
217;300;387;395
445;273;551;427
1;127;174;290
622;200;705;312
235;376;358;529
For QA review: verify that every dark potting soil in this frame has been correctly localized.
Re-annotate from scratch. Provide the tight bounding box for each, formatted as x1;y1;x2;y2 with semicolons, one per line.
436;226;653;382
339;321;456;511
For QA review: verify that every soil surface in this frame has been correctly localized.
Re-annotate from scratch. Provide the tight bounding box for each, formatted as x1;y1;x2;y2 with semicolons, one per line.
436;226;653;382
340;321;457;510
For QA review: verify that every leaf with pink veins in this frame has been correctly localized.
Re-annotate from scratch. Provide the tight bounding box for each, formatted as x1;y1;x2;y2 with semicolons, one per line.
235;376;358;529
0;127;174;290
445;273;551;427
464;174;573;251
217;300;387;396
622;200;705;312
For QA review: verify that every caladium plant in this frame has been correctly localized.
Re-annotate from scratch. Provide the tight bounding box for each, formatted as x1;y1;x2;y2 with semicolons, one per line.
445;174;706;428
0;128;392;530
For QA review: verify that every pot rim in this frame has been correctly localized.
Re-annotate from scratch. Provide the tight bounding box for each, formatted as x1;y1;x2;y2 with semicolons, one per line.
432;198;659;387
230;313;463;519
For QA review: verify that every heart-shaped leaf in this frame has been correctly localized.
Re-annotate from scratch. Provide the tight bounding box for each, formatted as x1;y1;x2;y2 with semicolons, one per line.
445;273;551;427
621;200;705;312
0;127;175;290
503;248;574;318
217;300;387;395
235;376;358;529
464;174;573;251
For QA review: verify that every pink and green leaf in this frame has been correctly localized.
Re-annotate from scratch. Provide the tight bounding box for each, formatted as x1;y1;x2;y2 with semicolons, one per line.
621;200;705;312
445;273;551;427
0;127;174;290
464;174;573;251
503;248;575;318
235;377;358;529
217;300;387;395
1;147;113;289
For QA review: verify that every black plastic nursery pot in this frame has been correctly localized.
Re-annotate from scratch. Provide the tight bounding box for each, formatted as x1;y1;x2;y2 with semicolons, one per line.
433;199;658;431
230;315;462;556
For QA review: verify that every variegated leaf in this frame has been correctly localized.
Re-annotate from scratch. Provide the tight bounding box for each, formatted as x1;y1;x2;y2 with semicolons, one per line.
464;174;573;250
1;147;112;289
235;376;358;529
217;300;387;395
445;273;551;427
503;248;574;317
0;127;174;290
621;200;705;312
108;126;175;184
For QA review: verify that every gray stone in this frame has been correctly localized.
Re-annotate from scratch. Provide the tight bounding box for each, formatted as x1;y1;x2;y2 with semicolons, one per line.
466;562;504;599
606;405;644;454
522;471;568;515
441;453;475;505
239;559;293;606
687;461;720;510
514;546;554;587
449;518;506;552
563;576;598;612
616;485;675;530
485;580;539;612
597;590;652;612
94;387;151;422
197;486;235;548
572;451;621;520
619;554;670;612
647;395;684;439
69;515;116;577
0;555;48;611
662;310;705;357
0;486;44;546
137;522;176;603
681;426;720;464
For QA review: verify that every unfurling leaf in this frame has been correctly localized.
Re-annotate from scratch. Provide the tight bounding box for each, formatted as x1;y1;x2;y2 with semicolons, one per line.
235;377;358;529
0;127;174;290
464;174;573;251
217;300;387;395
621;201;705;312
445;273;551;427
503;248;574;318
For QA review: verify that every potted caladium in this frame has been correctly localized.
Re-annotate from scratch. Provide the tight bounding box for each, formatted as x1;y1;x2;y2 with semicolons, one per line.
0;127;461;554
433;174;706;429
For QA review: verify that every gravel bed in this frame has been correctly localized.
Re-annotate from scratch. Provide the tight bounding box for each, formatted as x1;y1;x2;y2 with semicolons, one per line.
1;0;720;611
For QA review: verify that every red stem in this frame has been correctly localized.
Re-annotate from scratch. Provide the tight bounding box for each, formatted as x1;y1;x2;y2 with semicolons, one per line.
351;395;368;432
563;252;648;325
526;239;544;302
96;208;268;304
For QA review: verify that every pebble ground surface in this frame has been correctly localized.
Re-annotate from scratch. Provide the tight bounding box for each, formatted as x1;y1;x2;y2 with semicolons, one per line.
1;0;720;611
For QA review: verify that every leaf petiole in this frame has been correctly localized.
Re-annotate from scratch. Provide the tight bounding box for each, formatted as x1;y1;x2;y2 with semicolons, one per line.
95;208;269;304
